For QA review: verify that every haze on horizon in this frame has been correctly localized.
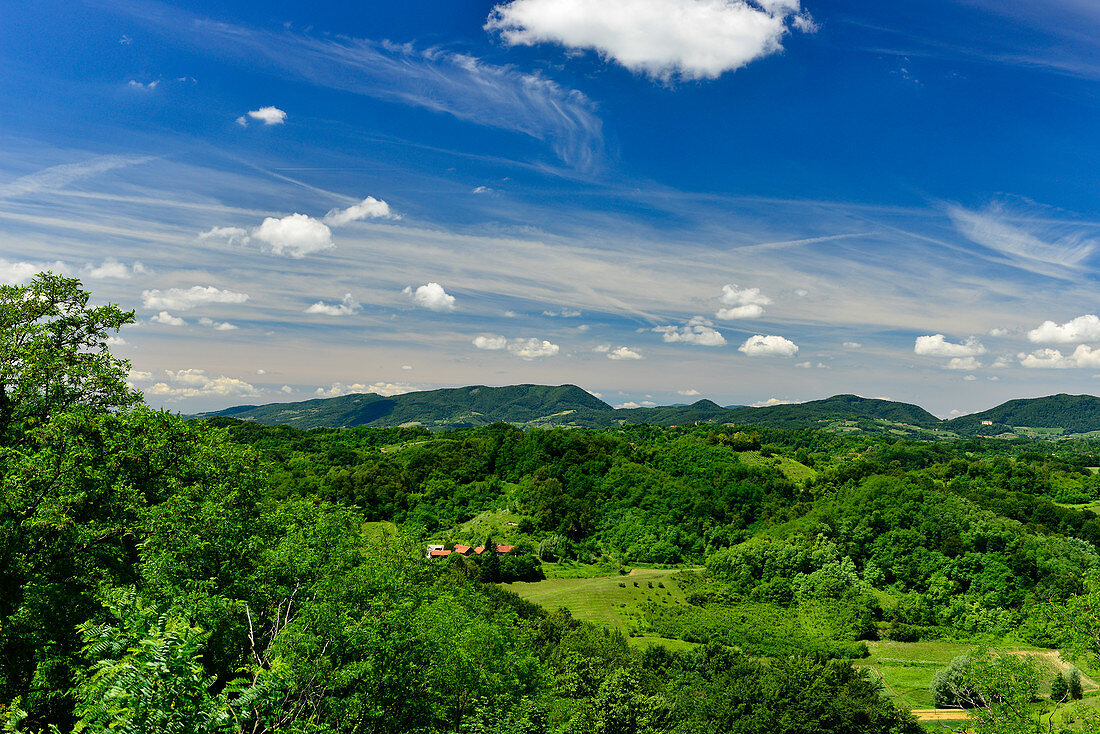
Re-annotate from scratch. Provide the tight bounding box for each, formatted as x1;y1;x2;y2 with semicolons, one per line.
2;0;1098;418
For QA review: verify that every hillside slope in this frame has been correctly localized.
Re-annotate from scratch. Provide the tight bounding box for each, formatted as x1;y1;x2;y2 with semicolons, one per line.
198;384;612;429
947;394;1100;435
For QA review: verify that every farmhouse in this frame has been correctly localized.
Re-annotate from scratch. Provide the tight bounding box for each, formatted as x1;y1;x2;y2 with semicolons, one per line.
427;543;515;559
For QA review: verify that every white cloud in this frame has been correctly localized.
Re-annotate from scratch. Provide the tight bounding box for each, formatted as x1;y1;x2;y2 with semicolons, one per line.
198;316;238;331
843;341;862;349
322;196;393;226
543;307;582;318
150;311;186;327
739;334;799;357
653;316;726;346
141;285;249;310
82;259;146;279
106;335;127;346
677;389;701;396
616;401;643;409
405;282;456;312
752;397;801;407
0;154;154;200
0;259;48;285
716;304;765;319
607;346;643;360
508;338;560;359
281;385;294;394
401;364;413;370
305;293;360;316
1028;314;1100;344
252;213;333;258
472;186;493;194
486;0;816;82
913;334;986;357
247;106;287;125
473;334;508;350
199;226;250;246
146;369;261;400
314;381;415;398
988;327;1009;337
795;361;811;368
127;80;159;90
1019;345;1100;369
716;283;771;320
947;356;983;370
963;374;977;381
235;116;248;127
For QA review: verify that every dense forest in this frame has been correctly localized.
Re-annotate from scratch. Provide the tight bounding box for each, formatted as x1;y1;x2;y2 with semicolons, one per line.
9;274;1100;732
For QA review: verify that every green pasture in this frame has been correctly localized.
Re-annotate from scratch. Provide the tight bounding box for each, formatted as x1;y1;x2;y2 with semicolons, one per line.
506;568;694;636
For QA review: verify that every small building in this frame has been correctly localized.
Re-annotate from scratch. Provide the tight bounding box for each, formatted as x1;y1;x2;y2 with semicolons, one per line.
453;544;474;556
429;549;452;558
981;420;993;426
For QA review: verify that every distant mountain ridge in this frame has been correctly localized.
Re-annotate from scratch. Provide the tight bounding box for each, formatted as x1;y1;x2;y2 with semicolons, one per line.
197;385;1100;437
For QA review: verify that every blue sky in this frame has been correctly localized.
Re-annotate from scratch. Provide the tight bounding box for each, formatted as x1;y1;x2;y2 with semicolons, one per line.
2;0;1099;415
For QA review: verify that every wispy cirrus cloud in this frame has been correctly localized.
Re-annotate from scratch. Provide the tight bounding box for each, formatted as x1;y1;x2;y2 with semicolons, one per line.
947;202;1098;277
0;155;155;199
107;1;604;170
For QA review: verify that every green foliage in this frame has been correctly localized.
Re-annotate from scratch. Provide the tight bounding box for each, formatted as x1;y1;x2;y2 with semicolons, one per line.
0;272;138;439
70;589;229;734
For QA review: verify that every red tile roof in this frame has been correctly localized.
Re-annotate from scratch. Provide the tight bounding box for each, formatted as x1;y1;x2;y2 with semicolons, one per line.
453;544;473;555
497;545;514;554
429;550;452;557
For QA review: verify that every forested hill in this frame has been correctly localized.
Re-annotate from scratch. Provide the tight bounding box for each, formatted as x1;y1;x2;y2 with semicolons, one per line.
200;385;939;431
201;383;613;429
201;384;1100;436
945;393;1100;435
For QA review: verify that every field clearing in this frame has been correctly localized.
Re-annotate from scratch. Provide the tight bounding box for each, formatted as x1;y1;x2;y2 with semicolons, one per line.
736;451;817;482
862;641;1094;715
506;568;694;635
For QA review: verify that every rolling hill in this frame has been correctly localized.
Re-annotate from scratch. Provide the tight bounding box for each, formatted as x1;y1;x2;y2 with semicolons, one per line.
945;394;1100;435
196;384;613;429
199;385;1100;438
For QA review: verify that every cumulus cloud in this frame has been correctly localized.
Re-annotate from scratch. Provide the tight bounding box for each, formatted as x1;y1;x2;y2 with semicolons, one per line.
473;334;509;350
508;338;560;359
947;356;983;370
843;341;862;349
82;259;147;279
913;334;986;357
988;327;1009;337
405;282;456;312
245;106;287;125
145;369;261;400
607;346;643;360
198;317;238;331
1028;314;1100;344
314;381;415;398
653;316;726;346
0;259;54;285
305;293;360;316
150;311;186;326
738;334;799;357
323;196;393;226
716;283;771;320
252;214;333;258
677;389;701;396
1019;345;1100;369
141;286;249;310
752;397;801;407
199;226;251;246
486;0;816;82
470;334;559;359
543;307;582;318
